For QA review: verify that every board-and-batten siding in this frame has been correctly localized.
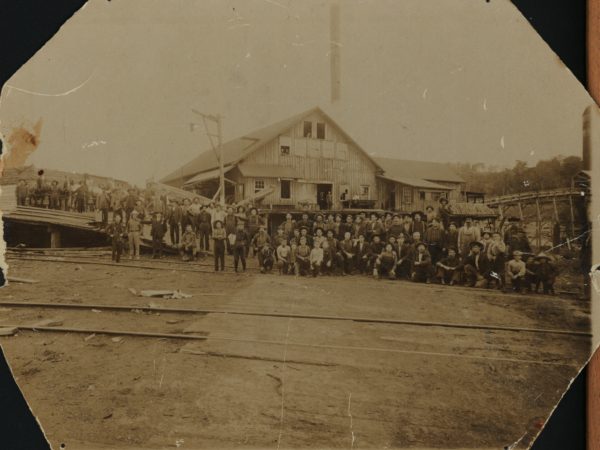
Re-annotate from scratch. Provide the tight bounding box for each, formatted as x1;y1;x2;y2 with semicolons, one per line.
236;112;378;207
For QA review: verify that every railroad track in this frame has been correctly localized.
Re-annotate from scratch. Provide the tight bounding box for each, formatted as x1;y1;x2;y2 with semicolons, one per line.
0;300;590;337
0;301;588;368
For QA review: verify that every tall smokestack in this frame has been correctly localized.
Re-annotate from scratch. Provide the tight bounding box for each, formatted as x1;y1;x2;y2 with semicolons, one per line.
330;2;341;103
582;105;592;171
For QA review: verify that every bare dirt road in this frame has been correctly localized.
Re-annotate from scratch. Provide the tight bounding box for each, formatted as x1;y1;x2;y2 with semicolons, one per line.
0;256;591;450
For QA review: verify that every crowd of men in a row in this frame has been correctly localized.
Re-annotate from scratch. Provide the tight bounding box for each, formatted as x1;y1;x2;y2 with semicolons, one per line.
103;195;558;295
17;177;557;295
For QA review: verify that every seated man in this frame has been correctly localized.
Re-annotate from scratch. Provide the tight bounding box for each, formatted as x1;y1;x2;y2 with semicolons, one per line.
410;242;433;283
276;239;292;275
338;231;355;275
435;246;462;285
395;234;413;280
367;235;385;273
463;241;490;288
258;243;275;274
309;241;324;277
294;236;311;276
353;234;370;274
374;243;398;280
507;250;527;292
179;224;198;261
321;240;335;275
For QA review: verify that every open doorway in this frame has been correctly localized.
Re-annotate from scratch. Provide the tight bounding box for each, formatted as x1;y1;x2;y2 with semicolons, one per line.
316;183;333;210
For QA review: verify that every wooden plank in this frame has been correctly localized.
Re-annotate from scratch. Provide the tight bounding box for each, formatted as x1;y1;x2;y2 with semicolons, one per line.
535;197;542;251
553;195;560;222
569;194;576;237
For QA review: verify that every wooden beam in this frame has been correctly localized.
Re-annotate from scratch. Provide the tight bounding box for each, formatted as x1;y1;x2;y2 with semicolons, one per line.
569;194;576;237
518;201;524;221
552;195;560;222
535;197;542;251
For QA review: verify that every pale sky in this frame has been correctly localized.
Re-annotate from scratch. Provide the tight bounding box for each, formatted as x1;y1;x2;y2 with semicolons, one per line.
0;0;595;185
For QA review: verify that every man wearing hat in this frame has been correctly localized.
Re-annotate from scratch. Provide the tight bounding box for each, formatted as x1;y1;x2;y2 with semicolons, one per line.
438;197;451;229
299;226;313;248
166;200;183;246
127;210;142;260
463;241;490;288
312;214;325;234
339;214;354;241
387;214;404;240
294;236;312;276
211;219;227;271
367;213;384;242
507;250;527;292
410;242;433;283
534;253;558;295
247;207;262;242
339;231;356;274
124;188;138;222
180;224;198;261
401;214;413;240
95;186;110;224
258;242;275;274
232;221;249;272
410;212;426;237
424;218;445;265
487;231;507;289
297;213;312;233
443;222;459;255
250;225;271;266
313;227;326;248
435;246;461;285
150;211;167;259
353;234;370;274
366;234;385;274
282;213;297;240
458;217;480;257
197;205;212;252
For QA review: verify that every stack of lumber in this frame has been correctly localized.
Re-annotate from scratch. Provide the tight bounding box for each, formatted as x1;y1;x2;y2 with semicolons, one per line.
147;181;212;204
4;206;97;230
448;202;498;218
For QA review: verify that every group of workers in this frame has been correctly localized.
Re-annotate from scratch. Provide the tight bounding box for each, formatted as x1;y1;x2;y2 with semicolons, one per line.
103;194;559;295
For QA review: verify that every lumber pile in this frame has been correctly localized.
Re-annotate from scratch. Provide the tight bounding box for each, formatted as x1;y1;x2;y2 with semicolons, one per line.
4;206;97;230
146;181;212;204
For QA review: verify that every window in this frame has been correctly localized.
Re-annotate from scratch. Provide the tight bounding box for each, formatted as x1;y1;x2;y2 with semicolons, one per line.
402;186;412;204
316;122;325;139
254;179;265;193
360;185;370;197
303;121;312;138
419;191;426;200
280;180;291;199
280;145;290;156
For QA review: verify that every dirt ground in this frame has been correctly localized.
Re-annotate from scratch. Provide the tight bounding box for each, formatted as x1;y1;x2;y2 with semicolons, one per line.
0;255;591;450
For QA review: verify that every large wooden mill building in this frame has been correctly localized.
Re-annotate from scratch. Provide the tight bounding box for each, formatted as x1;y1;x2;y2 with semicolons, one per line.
160;107;465;212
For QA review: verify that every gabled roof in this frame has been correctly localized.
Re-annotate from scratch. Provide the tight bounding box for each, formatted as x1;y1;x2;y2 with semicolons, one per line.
375;157;465;184
160;107;382;184
376;174;451;190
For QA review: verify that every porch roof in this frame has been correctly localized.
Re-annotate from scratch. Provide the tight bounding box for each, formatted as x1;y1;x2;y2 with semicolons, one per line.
376;174;452;190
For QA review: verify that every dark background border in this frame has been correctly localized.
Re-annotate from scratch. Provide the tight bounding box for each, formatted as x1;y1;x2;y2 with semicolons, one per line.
0;1;589;449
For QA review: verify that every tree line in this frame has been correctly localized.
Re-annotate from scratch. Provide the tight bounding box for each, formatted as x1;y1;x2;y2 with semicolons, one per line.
449;155;582;197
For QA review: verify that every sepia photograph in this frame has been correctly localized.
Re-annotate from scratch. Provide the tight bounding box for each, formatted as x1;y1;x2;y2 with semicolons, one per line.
0;1;596;449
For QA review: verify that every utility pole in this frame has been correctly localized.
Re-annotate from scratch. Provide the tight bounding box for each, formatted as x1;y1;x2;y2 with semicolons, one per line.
192;109;225;205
